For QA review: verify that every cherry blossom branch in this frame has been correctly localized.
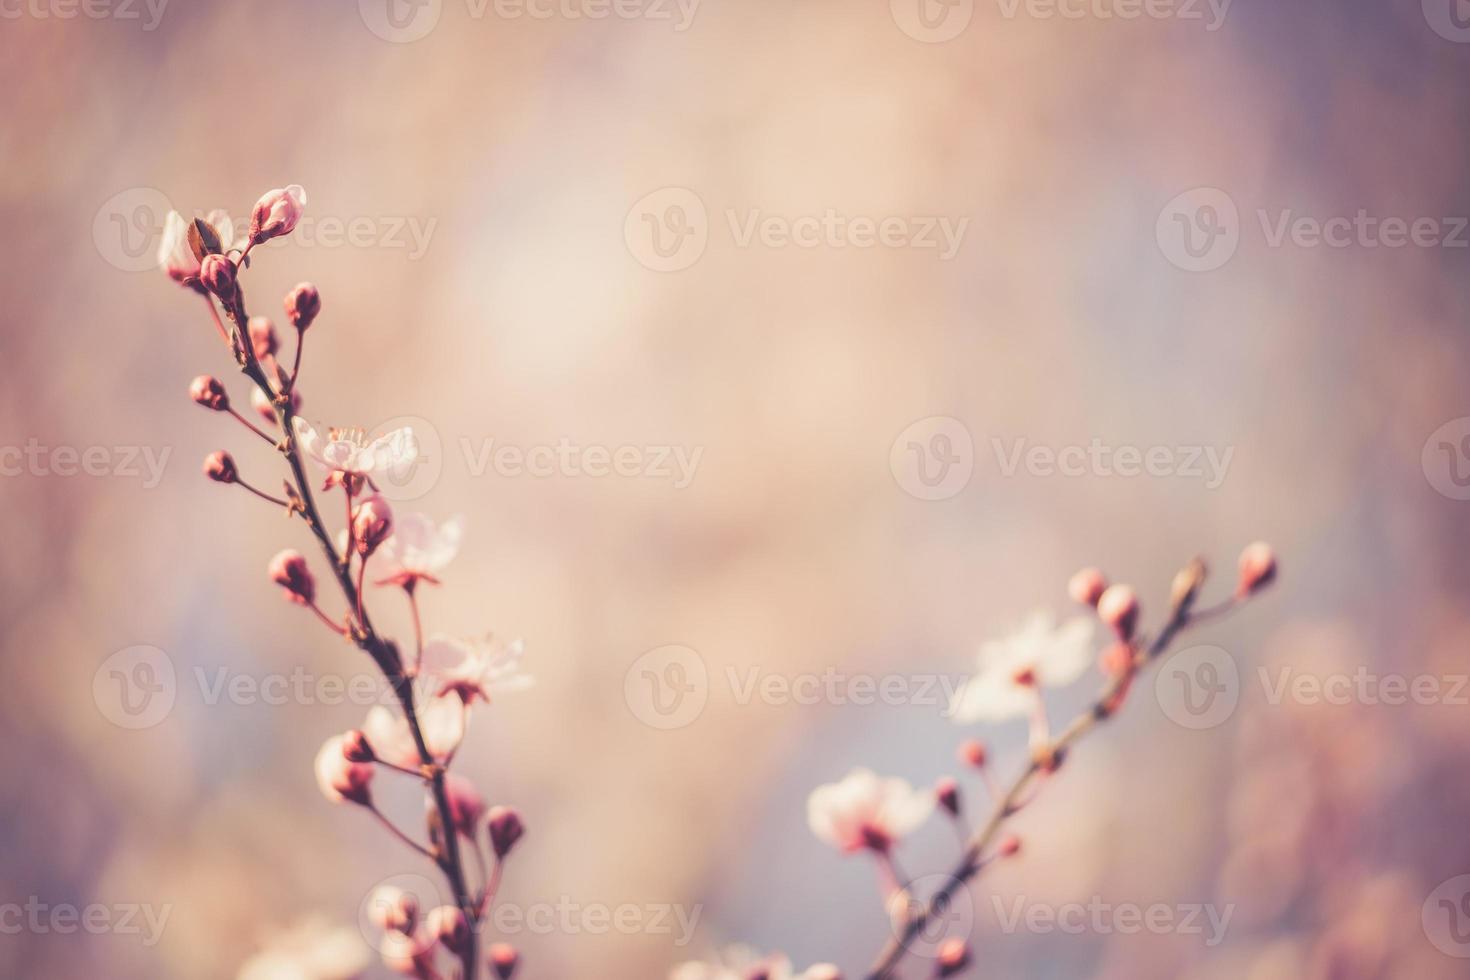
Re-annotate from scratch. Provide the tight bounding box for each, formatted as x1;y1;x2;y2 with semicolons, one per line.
863;557;1260;980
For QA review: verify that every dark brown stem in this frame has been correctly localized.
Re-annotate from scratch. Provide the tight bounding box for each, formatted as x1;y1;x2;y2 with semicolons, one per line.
368;804;434;859
234;477;288;509
226;407;278;446
211;285;481;978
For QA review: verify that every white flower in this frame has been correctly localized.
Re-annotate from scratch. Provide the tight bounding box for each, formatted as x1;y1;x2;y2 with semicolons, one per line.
292;418;419;478
948;611;1097;724
361;695;465;769
376;512;464;587
237;915;369;980
421;634;532;705
158;208;240;284
671;948;840;980
807;768;933;854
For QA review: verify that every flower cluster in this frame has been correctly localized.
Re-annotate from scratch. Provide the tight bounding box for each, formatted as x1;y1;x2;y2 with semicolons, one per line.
678;544;1277;979
164;187;529;980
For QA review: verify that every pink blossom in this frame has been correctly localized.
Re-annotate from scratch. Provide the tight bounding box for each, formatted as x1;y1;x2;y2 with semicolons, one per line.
361;695;465;770
442;773;485;838
948;611;1096;724
293;418;419;479
421;634;532;705
250;184;307;244
158;208;238;284
375;512;464;588
314;735;373;806
806;768;933;854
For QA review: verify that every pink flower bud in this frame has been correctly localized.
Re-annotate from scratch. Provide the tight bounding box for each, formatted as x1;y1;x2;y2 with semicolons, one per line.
997;834;1022;858
248;315;279;359
189;375;230;411
1099;642;1134;679
314;735;373;806
488;943;520;979
426;906;469;955
353;494;394;557
251;386;301;424
935;776;961;817
203;450;237;483
285;282;321;332
1068;567;1107;607
368;885;418;934
1097;584;1139;640
1237;541;1277;598
342;729;376;763
380;927;435;976
199;253;236;299
269;549;316;604
937;938;971;977
487;806;525;859
957;739;987;769
249;184;307;244
444;773;485;839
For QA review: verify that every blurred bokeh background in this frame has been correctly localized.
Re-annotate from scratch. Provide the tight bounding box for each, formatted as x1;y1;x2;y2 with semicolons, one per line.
3;0;1470;976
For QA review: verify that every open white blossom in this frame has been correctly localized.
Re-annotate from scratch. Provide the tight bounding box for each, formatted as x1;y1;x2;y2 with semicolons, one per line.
158;208;241;283
361;694;465;769
237;915;369;980
671;947;840;980
421;634;532;705
948;611;1097;724
292;418;419;478
807;768;933;854
376;512;464;587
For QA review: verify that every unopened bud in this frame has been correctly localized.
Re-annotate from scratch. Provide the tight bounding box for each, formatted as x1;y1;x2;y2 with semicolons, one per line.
997;834;1022;858
369;885;418;934
251;385;301;425
199;253;236;299
249;184;307;244
936;938;971;977
1068;567;1107;607
1237;541;1277;597
936;776;961;817
189;375;230;411
1099;642;1134;679
268;549;316;604
352;493;394;557
1097;584;1139;640
957;739;987;769
426;906;469;954
342;729;375;763
487;806;525;859
248;315;279;359
203;450;237;483
488;943;519;979
285;282;321;331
